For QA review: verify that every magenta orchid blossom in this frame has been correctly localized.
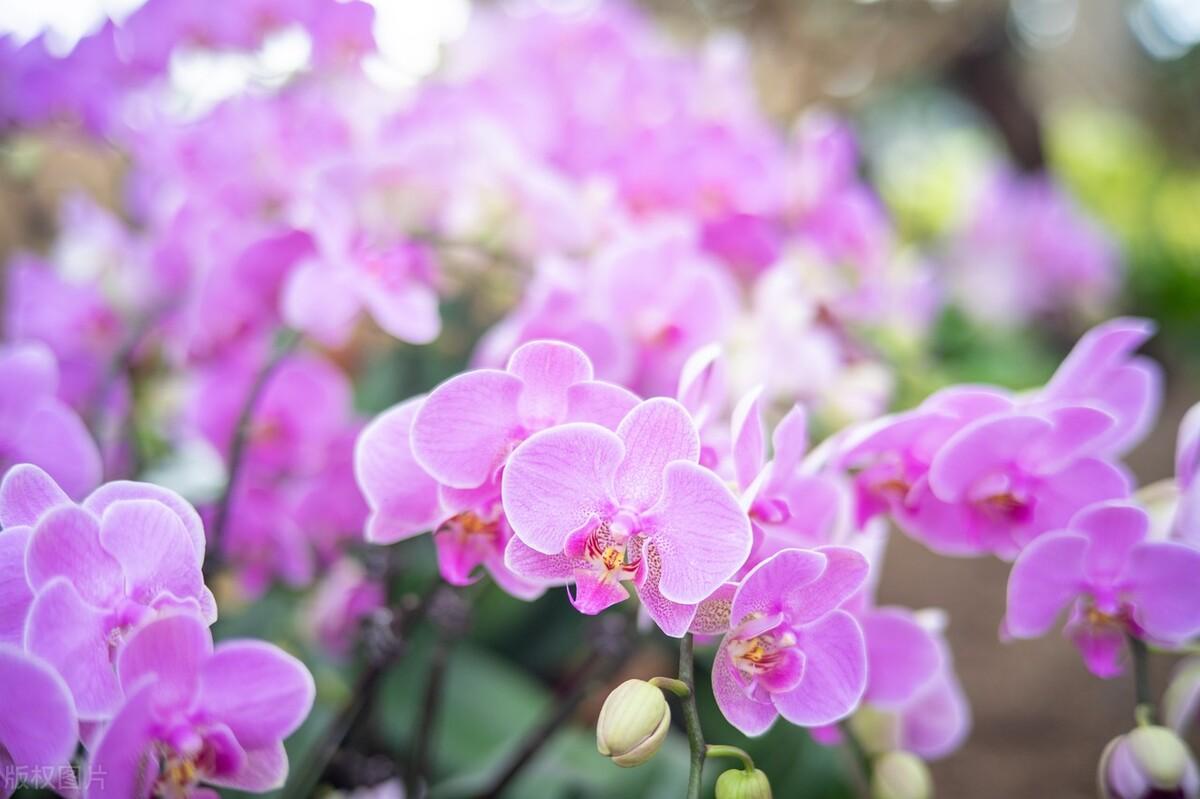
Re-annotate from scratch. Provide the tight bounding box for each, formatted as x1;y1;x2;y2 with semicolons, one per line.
356;396;543;598
712;547;869;735
732;390;850;568
3;0;1199;795
412;339;639;489
1006;501;1200;678
501;397;752;636
1;465;212;720
86;611;314;798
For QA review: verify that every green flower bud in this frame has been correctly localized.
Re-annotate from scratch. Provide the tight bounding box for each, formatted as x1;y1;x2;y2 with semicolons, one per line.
596;679;670;768
871;751;933;799
849;705;901;757
1099;725;1199;798
715;767;773;799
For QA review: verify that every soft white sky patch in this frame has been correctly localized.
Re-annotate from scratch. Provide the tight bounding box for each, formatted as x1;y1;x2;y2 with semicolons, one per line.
0;0;145;52
363;0;471;89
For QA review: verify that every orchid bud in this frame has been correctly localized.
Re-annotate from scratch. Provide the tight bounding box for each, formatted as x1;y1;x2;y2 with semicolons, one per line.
596;679;670;767
849;704;901;757
1164;657;1200;734
714;767;773;799
1099;726;1200;798
871;751;933;799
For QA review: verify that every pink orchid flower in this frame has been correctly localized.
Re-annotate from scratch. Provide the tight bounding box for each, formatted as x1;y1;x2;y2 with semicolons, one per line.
712;547;868;735
1033;317;1162;456
812;608;970;760
0;465;213;720
1006;501;1200;677
0;343;102;500
731;391;849;569
842;385;1131;558
411;340;639;490
86;612;313;798
0;646;77;796
501;398;752;636
356;396;543;599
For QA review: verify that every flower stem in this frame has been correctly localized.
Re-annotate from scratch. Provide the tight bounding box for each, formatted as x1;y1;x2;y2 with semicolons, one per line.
406;586;472;798
1128;634;1156;724
678;633;707;799
203;328;301;580
705;744;755;772
649;676;690;698
462;614;634;799
283;576;438;799
839;719;873;796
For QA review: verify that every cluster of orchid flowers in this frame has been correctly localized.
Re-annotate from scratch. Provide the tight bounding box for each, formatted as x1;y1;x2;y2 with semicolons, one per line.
0;463;314;797
0;0;1197;797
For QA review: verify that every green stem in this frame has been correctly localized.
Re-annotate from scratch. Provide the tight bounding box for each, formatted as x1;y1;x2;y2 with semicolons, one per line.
678;634;707;799
1128;635;1156;725
838;719;873;796
705;744;755;773
204;328;301;580
648;676;690;698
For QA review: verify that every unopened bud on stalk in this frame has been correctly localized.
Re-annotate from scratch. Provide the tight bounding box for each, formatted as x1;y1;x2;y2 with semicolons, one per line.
1099;726;1200;799
715;767;773;799
596;679;670;768
849;704;901;757
871;751;933;799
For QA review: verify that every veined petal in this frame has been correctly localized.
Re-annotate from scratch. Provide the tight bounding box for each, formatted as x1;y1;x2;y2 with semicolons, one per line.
100;500;209;617
355;397;443;544
613;398;700;510
635;547;698;638
501;423;621;555
0;463;70;528
0;527;32;647
772;610;867;727
642;461;751;605
0;645;77;780
26;505;122;607
689;583;736;636
730;387;766;492
84;481;206;566
200;640;315;749
411;369;524;489
569;569;630;615
117;612;212;709
206;742;288;793
732;548;827;624
1004;531;1088;638
85;683;159;799
733;547;868;627
769;404;809;491
503;535;579;584
928;414;1053;503
712;639;778;737
506;340;593;426
25;579;121;720
565;380;640;430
